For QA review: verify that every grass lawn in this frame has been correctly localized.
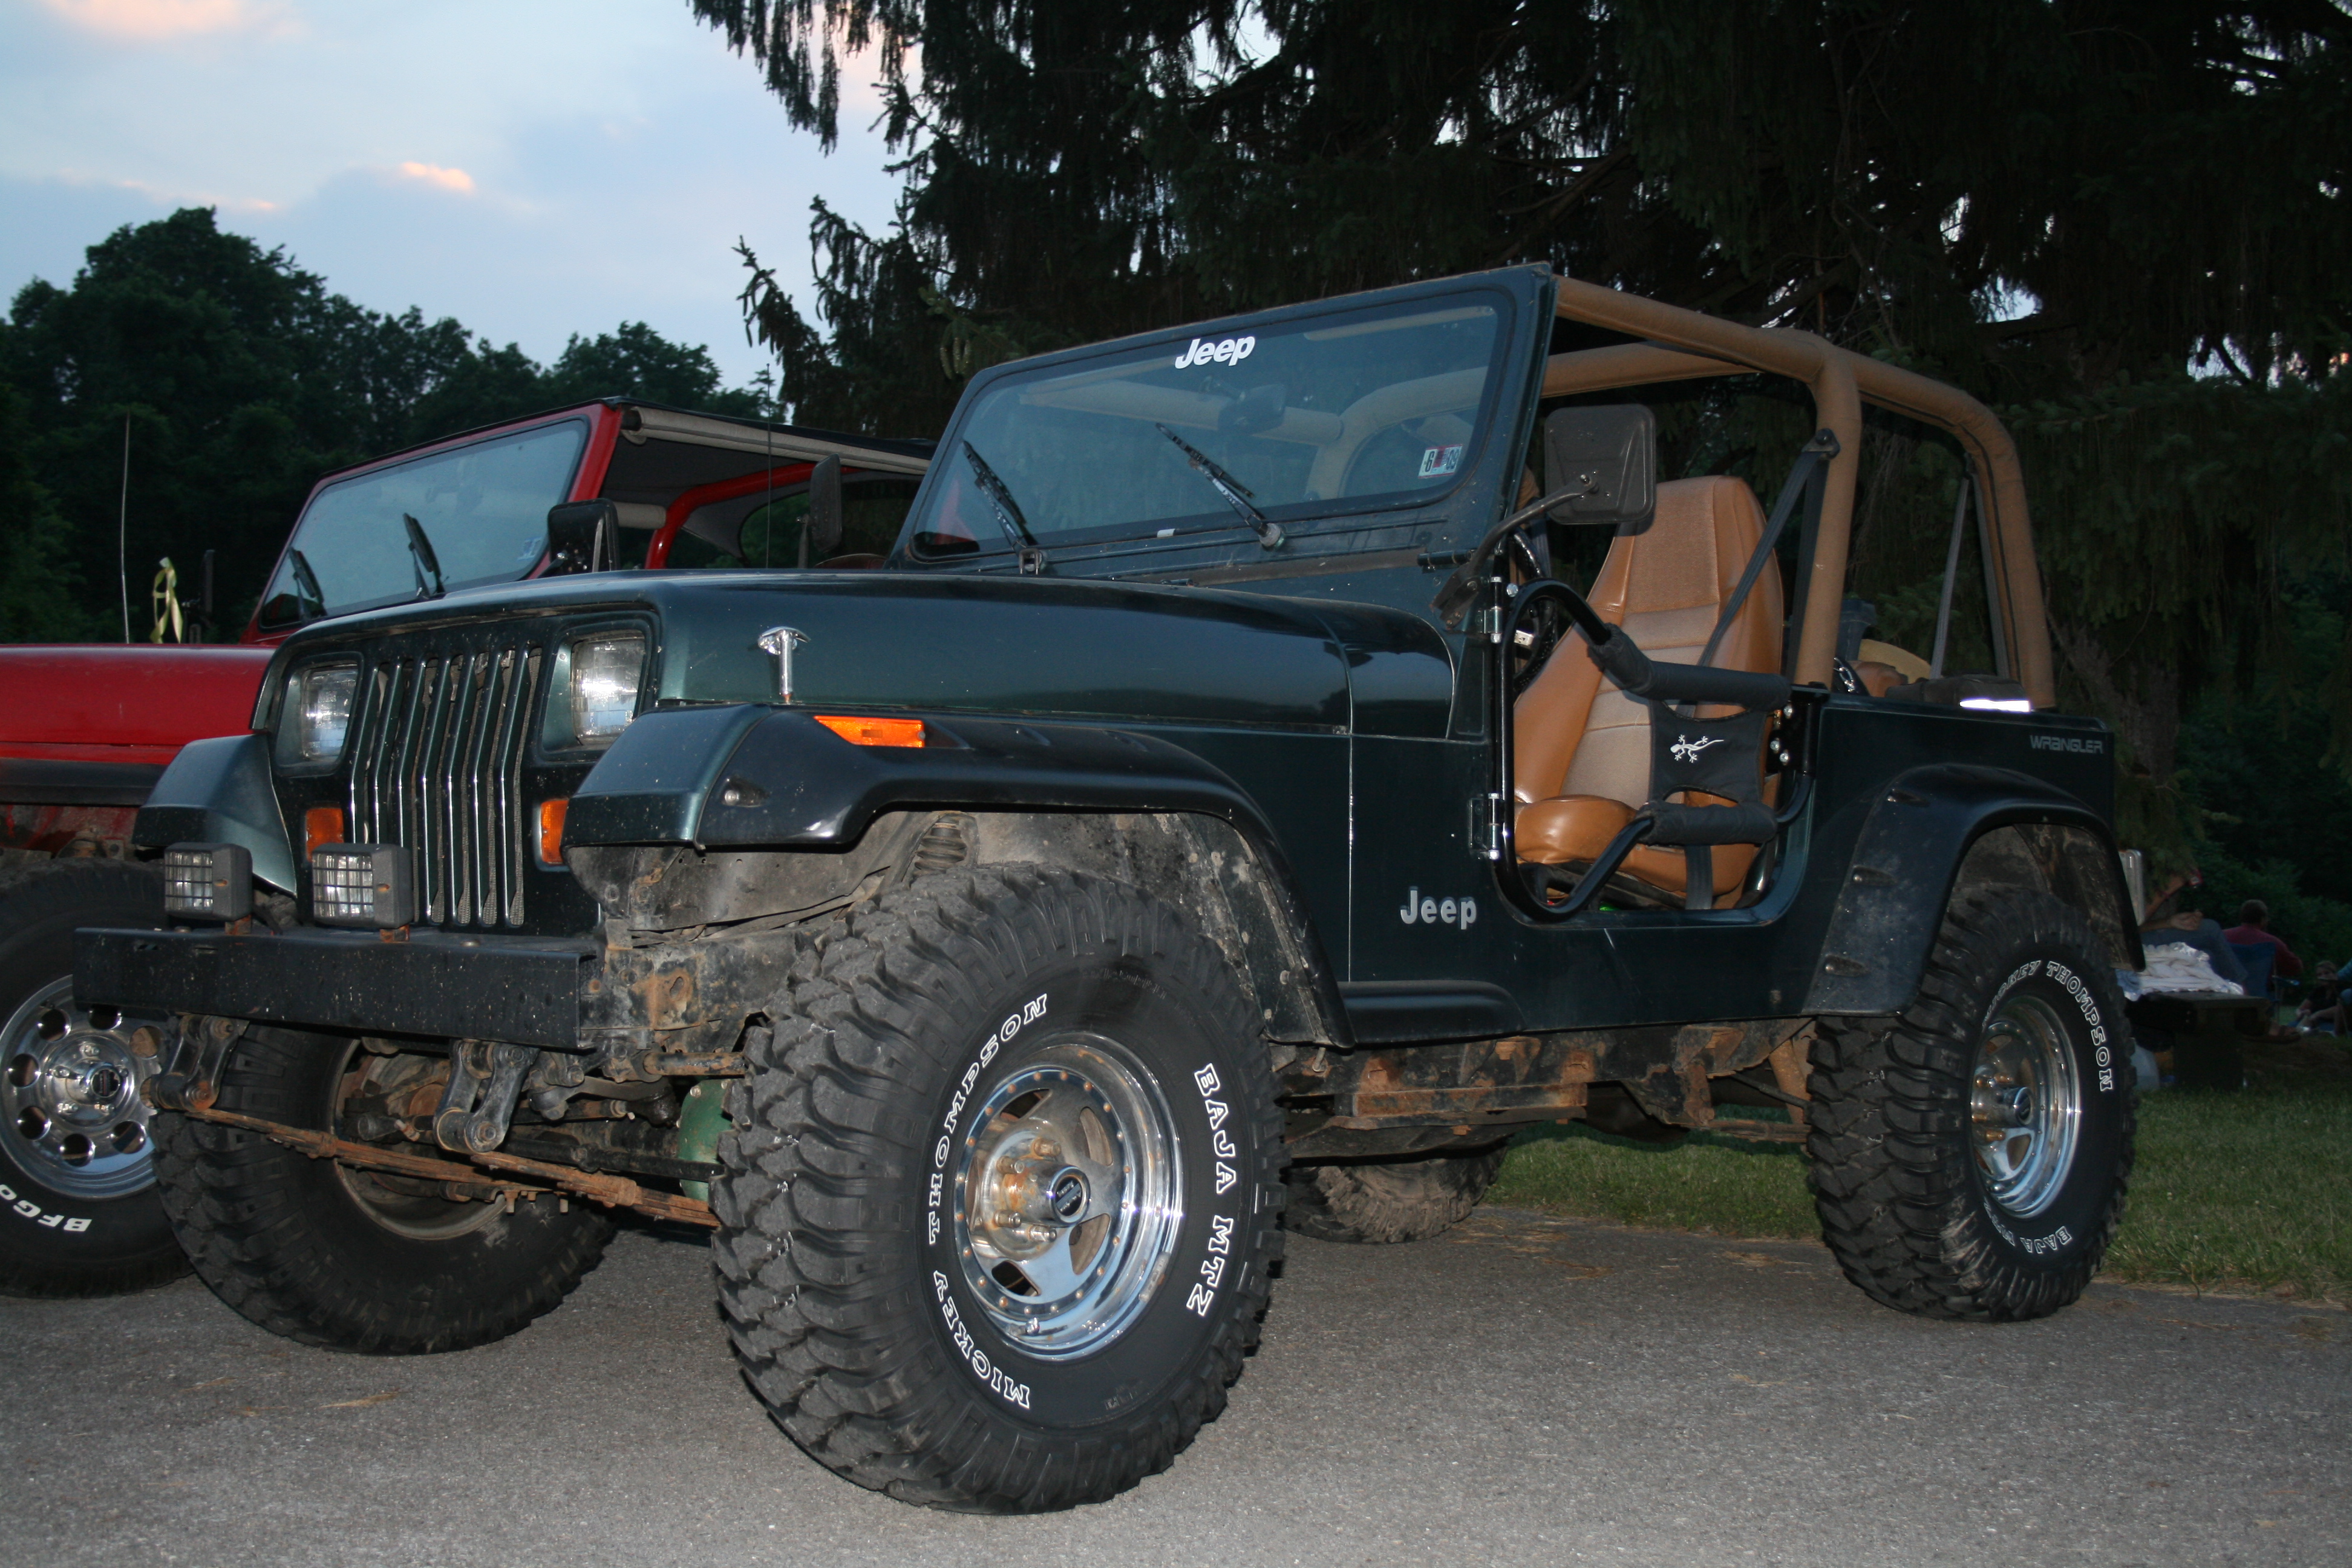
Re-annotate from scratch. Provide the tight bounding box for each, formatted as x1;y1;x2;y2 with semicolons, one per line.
1485;1045;2352;1304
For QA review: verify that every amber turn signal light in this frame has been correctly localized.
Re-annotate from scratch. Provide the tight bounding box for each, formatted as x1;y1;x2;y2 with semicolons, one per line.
814;714;926;748
303;806;345;858
538;798;569;864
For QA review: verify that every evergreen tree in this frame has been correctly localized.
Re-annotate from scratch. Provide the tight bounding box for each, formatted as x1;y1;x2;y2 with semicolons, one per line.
0;383;100;641
701;0;2352;867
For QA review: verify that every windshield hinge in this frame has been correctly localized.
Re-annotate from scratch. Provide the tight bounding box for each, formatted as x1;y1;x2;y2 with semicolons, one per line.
1469;606;1504;643
1018;546;1049;576
1469;792;1504;861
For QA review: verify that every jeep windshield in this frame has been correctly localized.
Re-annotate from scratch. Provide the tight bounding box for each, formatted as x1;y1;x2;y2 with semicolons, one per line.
905;292;1509;560
256;419;589;628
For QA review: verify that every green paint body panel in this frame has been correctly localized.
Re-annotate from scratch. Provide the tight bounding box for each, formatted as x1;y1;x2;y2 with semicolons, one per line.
134;263;2126;1053
676;1079;726;1203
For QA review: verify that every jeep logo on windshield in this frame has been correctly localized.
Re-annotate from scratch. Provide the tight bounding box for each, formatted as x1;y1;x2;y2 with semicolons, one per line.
1398;887;1478;929
1172;335;1256;369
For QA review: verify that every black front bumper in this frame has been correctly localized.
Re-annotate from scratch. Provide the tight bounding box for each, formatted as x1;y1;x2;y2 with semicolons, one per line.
76;926;596;1050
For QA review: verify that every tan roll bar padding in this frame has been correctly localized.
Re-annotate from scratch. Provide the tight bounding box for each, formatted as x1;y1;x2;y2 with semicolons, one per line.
1544;277;2054;708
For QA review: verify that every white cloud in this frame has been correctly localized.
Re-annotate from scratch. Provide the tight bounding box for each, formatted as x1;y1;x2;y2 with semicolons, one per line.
1;0;910;390
35;0;292;42
393;161;474;195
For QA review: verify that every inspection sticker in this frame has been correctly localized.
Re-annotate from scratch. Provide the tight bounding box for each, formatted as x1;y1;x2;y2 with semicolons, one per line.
1418;444;1465;478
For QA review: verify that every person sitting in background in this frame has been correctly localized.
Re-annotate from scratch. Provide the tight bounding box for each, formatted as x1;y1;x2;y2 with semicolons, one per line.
2299;962;2343;1034
2222;900;2304;979
2139;894;2251;991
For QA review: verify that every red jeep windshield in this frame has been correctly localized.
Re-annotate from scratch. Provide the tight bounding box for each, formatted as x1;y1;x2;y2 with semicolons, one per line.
258;420;589;628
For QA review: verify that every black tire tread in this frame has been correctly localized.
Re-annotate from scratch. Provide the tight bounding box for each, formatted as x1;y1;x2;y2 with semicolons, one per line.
711;864;1282;1512
1805;884;2135;1322
151;1028;613;1353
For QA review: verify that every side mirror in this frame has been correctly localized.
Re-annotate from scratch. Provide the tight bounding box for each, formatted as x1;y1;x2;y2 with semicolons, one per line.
802;455;844;566
546;500;621;575
1541;405;1656;533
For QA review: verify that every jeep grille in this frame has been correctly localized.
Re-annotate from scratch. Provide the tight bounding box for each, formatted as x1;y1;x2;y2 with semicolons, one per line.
345;643;544;928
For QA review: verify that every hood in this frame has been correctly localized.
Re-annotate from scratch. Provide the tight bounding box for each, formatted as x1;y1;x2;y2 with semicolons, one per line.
273;569;1456;738
0;644;275;763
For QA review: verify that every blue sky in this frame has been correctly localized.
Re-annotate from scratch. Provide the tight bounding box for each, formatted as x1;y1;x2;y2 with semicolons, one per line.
1;0;907;388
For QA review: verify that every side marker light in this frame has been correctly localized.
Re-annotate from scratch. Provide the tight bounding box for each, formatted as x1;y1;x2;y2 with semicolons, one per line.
815;714;926;748
538;799;569;866
304;806;345;858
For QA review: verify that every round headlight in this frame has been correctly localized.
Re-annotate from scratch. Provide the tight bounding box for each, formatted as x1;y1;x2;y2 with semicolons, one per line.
293;662;359;762
569;634;645;740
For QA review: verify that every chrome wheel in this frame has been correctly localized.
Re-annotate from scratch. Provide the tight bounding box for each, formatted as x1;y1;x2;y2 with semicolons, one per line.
1;975;167;1201
1970;991;2083;1218
952;1036;1181;1360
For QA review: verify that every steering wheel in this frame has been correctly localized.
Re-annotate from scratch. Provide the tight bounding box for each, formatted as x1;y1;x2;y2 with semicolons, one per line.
1501;528;1567;694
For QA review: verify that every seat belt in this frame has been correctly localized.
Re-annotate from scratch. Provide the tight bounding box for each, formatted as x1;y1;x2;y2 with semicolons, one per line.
1697;429;1840;670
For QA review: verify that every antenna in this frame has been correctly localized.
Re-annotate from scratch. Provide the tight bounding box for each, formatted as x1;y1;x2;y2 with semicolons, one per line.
117;414;132;642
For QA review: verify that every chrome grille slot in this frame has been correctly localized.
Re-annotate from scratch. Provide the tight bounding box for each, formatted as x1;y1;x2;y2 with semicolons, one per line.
347;642;540;928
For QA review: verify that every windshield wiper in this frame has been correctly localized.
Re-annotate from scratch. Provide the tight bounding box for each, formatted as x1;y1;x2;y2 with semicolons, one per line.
287;547;326;622
961;442;1048;572
403;512;445;599
1155;423;1284;549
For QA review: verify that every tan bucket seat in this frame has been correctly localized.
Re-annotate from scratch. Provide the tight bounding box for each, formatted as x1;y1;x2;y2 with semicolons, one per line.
1511;475;1783;901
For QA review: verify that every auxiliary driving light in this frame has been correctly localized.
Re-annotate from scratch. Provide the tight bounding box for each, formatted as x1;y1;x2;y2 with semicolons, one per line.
162;843;253;921
311;844;416;929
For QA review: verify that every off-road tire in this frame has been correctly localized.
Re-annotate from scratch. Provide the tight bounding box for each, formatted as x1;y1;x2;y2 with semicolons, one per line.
0;859;186;1298
1284;1146;1508;1244
713;865;1282;1514
1808;885;2135;1321
152;1026;613;1353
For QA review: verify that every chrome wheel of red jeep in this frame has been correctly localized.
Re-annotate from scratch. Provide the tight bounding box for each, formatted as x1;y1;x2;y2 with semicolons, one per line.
3;977;166;1202
0;859;189;1297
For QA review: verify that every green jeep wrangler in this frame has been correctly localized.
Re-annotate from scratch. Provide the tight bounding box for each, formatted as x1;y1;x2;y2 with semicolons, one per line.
81;266;2141;1513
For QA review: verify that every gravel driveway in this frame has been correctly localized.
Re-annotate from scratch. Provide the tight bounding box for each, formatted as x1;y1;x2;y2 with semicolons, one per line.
8;1207;2346;1566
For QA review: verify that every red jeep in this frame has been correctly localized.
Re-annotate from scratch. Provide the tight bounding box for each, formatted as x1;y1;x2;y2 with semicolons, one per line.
0;400;929;1295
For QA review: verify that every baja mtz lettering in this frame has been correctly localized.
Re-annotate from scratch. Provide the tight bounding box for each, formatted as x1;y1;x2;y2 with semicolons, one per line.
1398;887;1478;929
1192;1071;1239;1312
1173;335;1256;369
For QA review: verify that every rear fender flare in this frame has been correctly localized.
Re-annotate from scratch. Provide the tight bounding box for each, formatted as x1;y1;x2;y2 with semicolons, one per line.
1802;763;2140;1015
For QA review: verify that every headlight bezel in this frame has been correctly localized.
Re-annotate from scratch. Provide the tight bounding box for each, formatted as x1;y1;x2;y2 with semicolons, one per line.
543;626;650;752
273;658;361;771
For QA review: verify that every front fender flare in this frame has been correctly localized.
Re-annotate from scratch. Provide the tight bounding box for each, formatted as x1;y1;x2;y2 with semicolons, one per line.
1801;763;2138;1015
129;732;298;892
565;705;1351;1044
565;707;1292;852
